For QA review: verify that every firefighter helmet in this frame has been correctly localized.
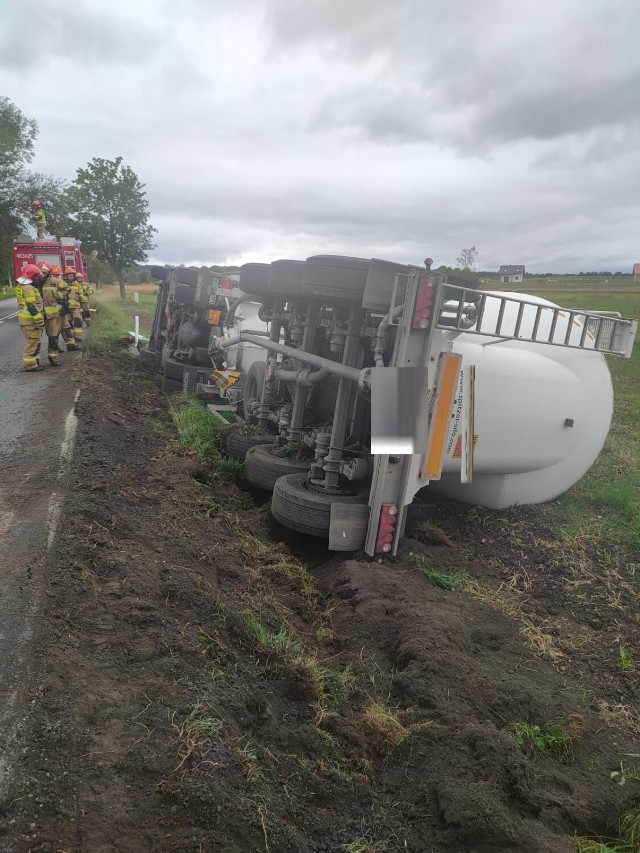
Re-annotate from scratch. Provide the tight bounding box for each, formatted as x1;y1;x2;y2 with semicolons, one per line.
50;265;62;275
36;261;52;273
32;199;42;208
64;267;76;276
75;273;84;281
19;263;43;282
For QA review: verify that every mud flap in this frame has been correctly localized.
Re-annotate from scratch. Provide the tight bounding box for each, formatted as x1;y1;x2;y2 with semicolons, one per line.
329;503;370;551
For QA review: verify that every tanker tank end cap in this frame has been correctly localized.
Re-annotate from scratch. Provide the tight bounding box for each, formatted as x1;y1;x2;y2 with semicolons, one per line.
564;418;575;428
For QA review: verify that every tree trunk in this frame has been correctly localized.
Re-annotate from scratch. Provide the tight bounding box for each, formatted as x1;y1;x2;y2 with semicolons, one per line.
115;268;126;300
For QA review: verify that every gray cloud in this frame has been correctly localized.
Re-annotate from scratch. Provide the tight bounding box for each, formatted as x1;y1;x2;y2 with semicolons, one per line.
1;0;638;273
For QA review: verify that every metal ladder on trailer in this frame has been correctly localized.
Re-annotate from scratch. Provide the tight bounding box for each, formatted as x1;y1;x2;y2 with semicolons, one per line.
435;284;637;358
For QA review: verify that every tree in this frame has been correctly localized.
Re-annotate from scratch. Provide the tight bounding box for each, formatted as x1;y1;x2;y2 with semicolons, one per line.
68;157;157;299
0;97;38;274
456;246;478;270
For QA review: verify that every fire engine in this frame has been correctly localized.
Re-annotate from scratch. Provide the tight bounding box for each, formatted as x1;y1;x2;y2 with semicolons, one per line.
12;234;88;281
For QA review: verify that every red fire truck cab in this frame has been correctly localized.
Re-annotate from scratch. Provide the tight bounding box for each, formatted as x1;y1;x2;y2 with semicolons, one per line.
12;235;87;281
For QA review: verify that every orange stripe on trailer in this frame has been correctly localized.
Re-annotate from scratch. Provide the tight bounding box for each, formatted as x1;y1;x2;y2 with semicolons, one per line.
422;352;462;480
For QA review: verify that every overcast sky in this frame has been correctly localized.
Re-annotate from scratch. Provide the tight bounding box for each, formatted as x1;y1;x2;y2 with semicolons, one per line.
3;0;639;272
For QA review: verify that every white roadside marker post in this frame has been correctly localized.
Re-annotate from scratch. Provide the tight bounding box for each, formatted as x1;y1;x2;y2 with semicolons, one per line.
134;315;140;347
134;291;139;304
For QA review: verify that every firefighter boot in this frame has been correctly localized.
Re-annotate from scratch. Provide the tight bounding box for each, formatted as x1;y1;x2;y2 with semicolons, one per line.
72;312;83;347
21;326;43;372
47;335;61;366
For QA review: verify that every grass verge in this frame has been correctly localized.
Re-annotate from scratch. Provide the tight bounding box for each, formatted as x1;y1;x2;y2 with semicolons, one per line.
573;805;640;852
83;298;131;355
172;395;244;480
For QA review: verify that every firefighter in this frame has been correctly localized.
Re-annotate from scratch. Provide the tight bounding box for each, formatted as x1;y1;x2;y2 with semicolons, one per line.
55;267;77;350
31;200;47;240
15;264;45;372
36;262;63;366
64;267;83;348
76;273;92;327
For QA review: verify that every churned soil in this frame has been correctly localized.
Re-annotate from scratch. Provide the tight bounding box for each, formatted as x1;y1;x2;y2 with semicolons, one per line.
1;341;638;853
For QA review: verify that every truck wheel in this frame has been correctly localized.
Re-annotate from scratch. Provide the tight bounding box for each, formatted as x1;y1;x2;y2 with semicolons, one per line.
239;263;270;295
271;472;368;538
302;255;370;302
226;432;276;461
259;260;306;296
150;265;172;282
244;445;312;491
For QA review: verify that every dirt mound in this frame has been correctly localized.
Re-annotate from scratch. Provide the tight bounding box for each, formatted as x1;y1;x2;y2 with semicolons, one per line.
1;341;638;853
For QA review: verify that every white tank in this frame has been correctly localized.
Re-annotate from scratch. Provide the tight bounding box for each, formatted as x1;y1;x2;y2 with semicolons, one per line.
428;292;614;508
221;299;270;374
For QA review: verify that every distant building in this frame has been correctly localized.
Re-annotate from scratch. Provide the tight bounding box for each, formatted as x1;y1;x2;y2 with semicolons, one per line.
633;263;640;283
499;265;525;283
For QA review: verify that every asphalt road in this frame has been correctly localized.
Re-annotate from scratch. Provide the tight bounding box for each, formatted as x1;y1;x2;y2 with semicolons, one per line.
0;298;80;790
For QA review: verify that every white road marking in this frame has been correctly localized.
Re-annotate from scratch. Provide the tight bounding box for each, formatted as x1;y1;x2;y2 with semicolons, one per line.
0;505;15;538
0;311;18;324
45;389;80;551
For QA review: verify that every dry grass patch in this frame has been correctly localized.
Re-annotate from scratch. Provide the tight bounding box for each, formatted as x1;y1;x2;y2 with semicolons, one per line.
357;701;436;751
598;702;640;739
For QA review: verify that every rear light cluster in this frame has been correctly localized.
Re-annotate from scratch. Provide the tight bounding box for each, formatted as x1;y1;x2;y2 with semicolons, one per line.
222;277;232;290
375;504;398;553
412;274;434;330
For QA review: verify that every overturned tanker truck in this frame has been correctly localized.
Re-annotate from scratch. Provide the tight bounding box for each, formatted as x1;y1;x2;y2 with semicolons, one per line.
143;256;637;557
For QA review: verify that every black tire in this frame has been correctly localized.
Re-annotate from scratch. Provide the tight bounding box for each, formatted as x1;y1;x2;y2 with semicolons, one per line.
244;361;268;422
271;472;368;538
244;445;312;491
263;260;306;296
150;265;171;282
303;255;370;301
161;376;182;393
226;431;276;461
239;263;270;295
164;357;185;381
174;267;200;286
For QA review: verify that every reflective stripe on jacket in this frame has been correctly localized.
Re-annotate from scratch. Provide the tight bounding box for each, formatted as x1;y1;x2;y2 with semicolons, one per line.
15;283;44;325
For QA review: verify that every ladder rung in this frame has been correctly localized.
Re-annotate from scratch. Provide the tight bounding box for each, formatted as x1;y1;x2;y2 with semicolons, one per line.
564;312;574;346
